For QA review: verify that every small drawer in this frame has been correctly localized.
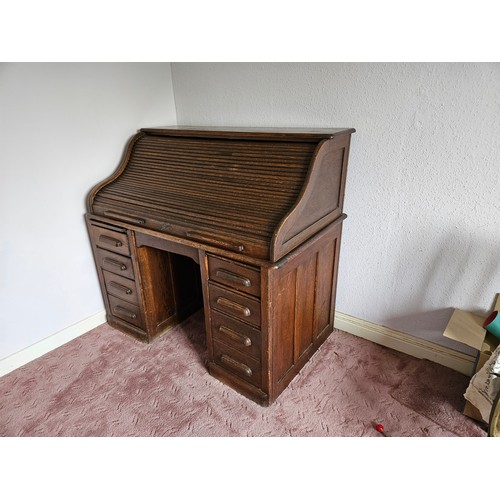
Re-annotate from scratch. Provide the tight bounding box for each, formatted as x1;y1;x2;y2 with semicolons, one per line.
108;295;144;329
208;255;261;297
103;270;139;305
95;247;134;280
209;283;261;327
211;310;261;360
213;340;262;388
90;224;130;256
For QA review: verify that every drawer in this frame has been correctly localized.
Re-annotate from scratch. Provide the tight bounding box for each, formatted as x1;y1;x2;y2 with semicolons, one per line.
208;255;261;297
90;224;130;256
103;270;139;305
95;247;134;280
108;295;144;329
209;283;261;327
213;340;262;388
211;310;261;360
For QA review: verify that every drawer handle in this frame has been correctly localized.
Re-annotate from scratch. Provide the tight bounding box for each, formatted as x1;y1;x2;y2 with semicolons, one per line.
109;281;133;295
99;235;123;247
103;211;145;225
186;231;244;252
220;355;253;378
219;325;252;347
114;305;137;320
215;269;251;287
103;257;127;271
216;297;251;317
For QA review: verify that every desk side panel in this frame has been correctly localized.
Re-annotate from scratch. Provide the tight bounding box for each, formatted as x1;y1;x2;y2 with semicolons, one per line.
268;221;342;402
271;133;352;261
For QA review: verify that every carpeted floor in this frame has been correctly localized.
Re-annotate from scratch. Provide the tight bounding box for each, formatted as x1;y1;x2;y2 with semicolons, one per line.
0;310;487;437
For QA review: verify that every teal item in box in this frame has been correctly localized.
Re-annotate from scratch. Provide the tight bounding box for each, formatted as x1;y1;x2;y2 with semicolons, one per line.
484;311;500;340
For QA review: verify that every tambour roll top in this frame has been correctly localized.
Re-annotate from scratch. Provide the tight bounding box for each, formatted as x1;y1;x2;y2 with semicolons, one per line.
87;126;355;262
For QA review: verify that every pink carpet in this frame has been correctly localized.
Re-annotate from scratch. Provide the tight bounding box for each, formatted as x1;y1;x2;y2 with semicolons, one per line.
0;310;486;437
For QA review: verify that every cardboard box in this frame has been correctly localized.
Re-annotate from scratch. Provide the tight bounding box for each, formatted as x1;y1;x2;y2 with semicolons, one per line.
443;293;500;423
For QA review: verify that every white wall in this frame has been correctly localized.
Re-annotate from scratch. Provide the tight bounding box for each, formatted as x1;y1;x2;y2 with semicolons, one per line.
0;63;176;360
171;62;500;353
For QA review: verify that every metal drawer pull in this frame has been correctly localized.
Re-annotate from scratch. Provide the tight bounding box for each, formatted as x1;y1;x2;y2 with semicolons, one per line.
103;211;145;225
114;305;137;320
99;235;123;247
186;231;244;252
109;281;133;295
216;269;251;287
216;297;251;317
103;257;127;271
220;355;253;378
219;325;252;347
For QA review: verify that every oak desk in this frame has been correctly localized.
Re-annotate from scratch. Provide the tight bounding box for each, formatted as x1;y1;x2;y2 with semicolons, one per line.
86;126;355;405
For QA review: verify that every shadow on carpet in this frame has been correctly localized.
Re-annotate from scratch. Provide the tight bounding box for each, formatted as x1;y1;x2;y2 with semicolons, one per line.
389;358;486;437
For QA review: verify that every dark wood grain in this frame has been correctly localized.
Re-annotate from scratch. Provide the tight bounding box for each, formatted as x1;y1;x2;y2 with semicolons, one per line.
135;245;203;339
85;126;354;406
267;221;343;401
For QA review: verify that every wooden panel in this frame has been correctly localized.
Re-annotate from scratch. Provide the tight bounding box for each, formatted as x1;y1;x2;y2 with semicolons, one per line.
272;269;297;382
268;221;342;401
314;240;336;338
135;246;203;336
207;254;261;297
294;255;318;361
135;245;176;331
271;134;351;261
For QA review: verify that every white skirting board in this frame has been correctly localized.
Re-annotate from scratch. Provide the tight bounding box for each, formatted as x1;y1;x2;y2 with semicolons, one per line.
0;310;107;378
0;309;475;379
334;311;476;377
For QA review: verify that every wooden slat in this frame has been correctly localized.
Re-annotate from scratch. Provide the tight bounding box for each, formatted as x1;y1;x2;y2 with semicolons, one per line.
98;188;283;228
92;199;274;243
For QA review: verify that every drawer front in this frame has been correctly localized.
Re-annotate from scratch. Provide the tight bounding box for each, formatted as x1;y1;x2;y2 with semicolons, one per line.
108;295;144;329
103;270;139;305
213;340;262;388
211;310;261;360
95;248;134;280
90;224;130;256
208;255;261;297
209;283;261;327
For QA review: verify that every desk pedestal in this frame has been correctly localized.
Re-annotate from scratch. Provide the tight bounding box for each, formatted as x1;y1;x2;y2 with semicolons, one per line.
86;214;343;406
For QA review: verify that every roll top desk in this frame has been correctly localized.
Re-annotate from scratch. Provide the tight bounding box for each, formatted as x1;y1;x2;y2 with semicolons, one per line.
86;126;355;406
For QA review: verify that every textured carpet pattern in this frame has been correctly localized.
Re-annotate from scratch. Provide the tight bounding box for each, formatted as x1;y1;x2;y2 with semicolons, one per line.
0;311;486;437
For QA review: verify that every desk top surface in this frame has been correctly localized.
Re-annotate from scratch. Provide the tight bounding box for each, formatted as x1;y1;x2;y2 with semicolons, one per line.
140;126;356;142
